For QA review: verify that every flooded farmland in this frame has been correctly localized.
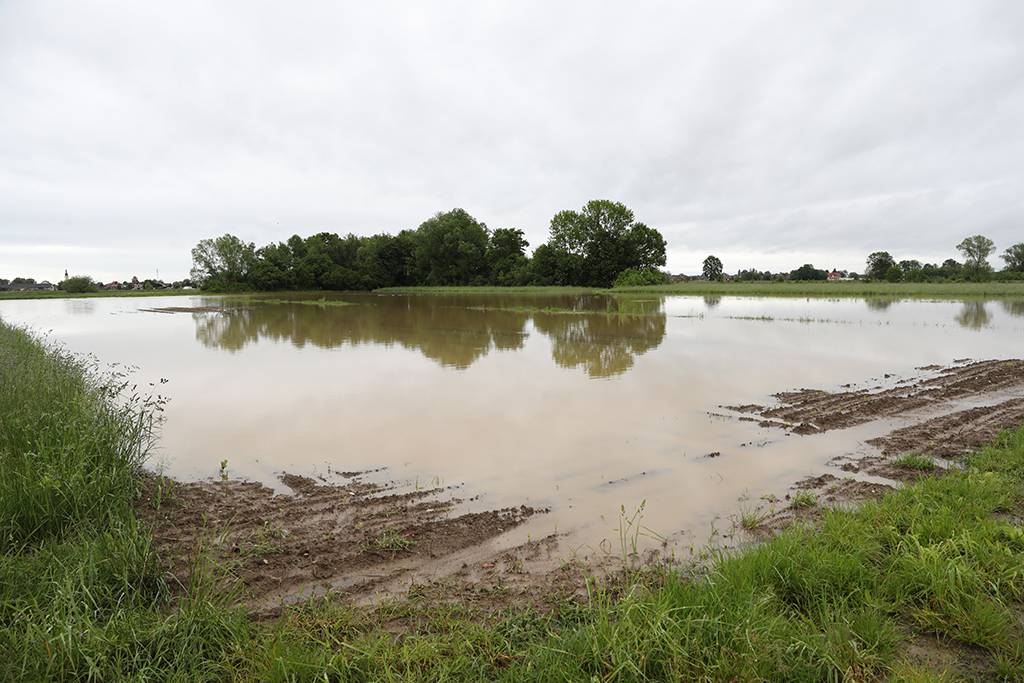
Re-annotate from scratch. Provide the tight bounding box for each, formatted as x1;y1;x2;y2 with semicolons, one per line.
3;292;1024;596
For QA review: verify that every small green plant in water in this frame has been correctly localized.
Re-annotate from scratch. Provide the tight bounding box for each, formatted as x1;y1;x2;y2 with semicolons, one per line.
893;453;937;471
737;505;769;530
372;530;413;552
790;490;817;509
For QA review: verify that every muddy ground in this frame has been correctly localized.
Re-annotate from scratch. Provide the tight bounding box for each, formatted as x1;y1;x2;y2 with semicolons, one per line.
138;472;557;617
730;359;1024;436
140;358;1024;616
731;358;1024;536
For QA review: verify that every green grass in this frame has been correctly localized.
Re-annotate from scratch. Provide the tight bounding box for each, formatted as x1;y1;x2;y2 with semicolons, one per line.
615;280;1024;298
0;322;252;680
2;318;1023;680
0;288;197;300
370;530;415;552
375;285;604;295
894;454;939;471
791;490;819;509
376;281;1024;301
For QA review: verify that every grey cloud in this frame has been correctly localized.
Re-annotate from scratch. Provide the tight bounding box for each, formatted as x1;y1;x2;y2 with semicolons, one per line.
1;0;1022;280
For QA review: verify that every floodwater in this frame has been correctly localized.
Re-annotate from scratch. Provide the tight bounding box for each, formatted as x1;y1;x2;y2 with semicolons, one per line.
3;292;1023;556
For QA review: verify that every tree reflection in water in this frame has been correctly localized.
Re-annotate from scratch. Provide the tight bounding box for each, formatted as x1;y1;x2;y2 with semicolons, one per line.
192;294;666;378
954;301;990;329
1000;299;1024;318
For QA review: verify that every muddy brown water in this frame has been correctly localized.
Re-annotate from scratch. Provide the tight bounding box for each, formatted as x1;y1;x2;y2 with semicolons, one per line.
3;292;1024;564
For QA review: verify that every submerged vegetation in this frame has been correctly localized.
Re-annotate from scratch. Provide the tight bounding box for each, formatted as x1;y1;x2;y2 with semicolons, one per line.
2;318;1023;679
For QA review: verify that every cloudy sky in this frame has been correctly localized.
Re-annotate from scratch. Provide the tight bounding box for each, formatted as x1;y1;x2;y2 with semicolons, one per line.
2;1;1022;281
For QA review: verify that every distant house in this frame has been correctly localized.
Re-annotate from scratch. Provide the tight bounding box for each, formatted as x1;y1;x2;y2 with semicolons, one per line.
827;270;842;282
11;281;56;292
103;281;121;290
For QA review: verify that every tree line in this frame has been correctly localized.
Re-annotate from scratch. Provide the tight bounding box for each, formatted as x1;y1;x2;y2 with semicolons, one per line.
700;235;1024;282
190;200;668;291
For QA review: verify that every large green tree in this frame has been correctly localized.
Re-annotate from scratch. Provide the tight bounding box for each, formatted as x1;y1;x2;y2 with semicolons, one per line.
957;235;995;280
412;209;489;285
547;200;666;287
486;228;529;285
1002;243;1024;272
865;251;896;280
702;255;723;281
190;234;256;290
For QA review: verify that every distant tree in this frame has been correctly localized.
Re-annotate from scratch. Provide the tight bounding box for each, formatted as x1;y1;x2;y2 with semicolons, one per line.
898;259;923;282
547;200;666;287
702;255;723;281
58;275;99;293
865;251;896;280
884;265;903;282
412;209;489;285
191;234;256;290
957;235;995;280
249;242;296;290
1002;242;1024;272
790;264;827;281
486;228;530;285
940;258;962;279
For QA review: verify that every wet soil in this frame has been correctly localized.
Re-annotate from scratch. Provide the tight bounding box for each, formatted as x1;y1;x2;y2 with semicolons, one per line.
867;397;1024;458
730;359;1024;435
138;471;541;615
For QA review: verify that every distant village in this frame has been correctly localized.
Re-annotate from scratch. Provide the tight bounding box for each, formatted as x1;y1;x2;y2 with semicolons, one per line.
0;275;194;293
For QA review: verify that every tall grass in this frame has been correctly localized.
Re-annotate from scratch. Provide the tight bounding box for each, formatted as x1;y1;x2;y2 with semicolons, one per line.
0;322;250;680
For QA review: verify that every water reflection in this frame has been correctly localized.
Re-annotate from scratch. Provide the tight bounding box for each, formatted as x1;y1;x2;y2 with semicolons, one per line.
955;301;991;329
864;298;897;311
193;294;666;378
1000;299;1024;318
63;299;96;315
703;295;722;309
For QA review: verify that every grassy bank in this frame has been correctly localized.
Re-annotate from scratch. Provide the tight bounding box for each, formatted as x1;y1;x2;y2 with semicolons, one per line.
2;320;1023;680
376;285;605;295
616;280;1024;298
379;281;1024;299
0;288;196;301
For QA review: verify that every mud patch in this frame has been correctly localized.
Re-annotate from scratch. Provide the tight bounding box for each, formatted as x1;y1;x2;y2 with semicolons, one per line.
730;359;1024;435
867;398;1024;458
138;472;539;613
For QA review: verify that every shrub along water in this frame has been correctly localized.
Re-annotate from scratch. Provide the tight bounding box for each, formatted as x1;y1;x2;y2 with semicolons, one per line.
1;319;1023;680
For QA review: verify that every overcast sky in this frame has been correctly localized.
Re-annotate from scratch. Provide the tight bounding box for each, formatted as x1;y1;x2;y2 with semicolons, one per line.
2;1;1023;281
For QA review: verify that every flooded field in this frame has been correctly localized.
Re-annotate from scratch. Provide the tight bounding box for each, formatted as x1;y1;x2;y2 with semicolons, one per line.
3;292;1024;593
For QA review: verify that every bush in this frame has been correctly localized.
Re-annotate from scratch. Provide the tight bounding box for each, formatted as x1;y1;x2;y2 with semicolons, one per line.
58;276;99;293
613;267;670;287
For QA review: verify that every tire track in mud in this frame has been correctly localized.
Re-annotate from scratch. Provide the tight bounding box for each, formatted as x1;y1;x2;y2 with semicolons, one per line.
867;398;1024;458
731;359;1024;435
139;472;539;613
